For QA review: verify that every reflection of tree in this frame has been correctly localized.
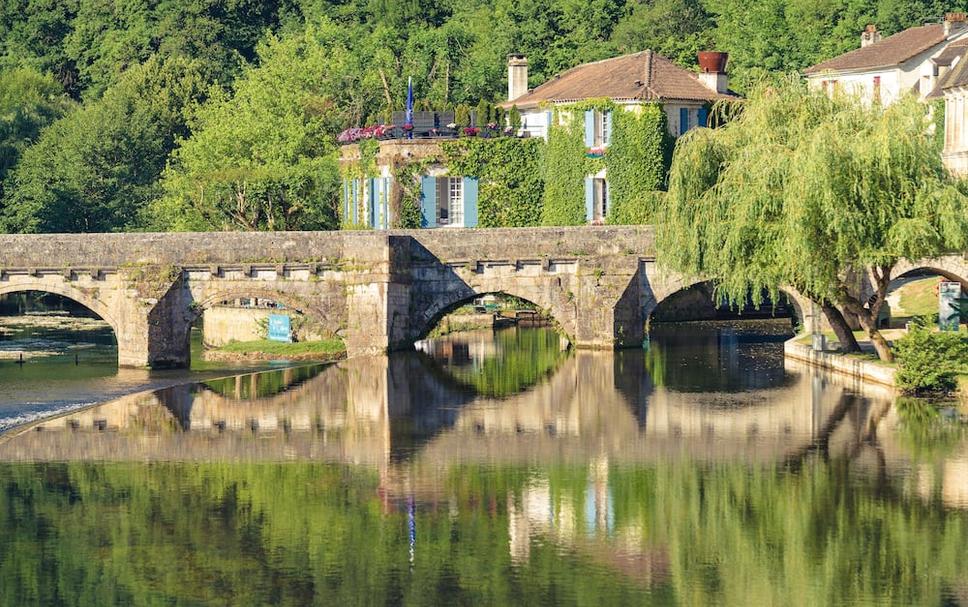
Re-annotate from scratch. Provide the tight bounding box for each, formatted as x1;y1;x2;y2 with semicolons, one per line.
201;364;325;400
894;397;967;460
438;329;568;398
1;458;967;605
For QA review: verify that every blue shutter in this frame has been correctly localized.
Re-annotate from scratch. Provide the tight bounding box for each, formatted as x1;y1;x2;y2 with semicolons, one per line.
584;109;595;147
368;178;377;228
420;176;437;228
698;106;709;128
679;107;689;136
545;111;553;139
463;177;479;228
584;177;594;223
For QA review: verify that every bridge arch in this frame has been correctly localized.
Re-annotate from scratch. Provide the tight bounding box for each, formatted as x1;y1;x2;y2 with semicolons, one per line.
0;281;120;338
647;279;805;329
412;289;570;343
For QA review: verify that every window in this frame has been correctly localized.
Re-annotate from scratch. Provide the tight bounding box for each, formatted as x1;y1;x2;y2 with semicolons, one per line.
592;178;608;222
872;76;881;104
435;177;463;226
593;110;610;147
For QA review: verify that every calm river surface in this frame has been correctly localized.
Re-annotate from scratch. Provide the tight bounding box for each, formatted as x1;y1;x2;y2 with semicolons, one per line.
1;321;967;606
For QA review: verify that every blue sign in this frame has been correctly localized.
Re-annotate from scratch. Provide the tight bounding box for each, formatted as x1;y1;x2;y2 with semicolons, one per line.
939;281;963;332
267;314;292;342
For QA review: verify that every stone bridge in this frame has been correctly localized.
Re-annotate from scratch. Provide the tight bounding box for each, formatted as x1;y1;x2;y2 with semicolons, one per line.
0;226;963;368
0;227;680;368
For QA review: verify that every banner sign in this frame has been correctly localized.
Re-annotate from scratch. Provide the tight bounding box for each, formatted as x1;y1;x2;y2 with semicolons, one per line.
939;281;962;331
267;314;292;342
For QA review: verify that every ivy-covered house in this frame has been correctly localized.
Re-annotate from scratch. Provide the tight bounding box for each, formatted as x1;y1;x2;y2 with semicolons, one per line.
501;50;736;223
338;138;480;229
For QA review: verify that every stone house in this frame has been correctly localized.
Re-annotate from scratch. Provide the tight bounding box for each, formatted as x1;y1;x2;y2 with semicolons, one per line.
804;14;968;105
339;138;479;229
929;47;968;175
500;50;736;223
804;13;968;176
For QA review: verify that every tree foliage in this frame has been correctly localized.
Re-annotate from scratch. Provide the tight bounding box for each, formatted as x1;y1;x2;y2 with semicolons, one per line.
1;56;207;233
151;23;347;232
659;78;968;361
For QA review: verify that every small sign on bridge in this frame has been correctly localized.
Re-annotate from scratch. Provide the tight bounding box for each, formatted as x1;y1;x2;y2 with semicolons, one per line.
267;314;292;342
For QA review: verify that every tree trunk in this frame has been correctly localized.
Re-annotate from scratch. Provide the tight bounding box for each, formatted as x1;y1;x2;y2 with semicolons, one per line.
821;301;861;352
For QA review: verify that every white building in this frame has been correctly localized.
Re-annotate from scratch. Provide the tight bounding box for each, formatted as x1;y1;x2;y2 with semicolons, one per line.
804;13;968;105
500;50;736;223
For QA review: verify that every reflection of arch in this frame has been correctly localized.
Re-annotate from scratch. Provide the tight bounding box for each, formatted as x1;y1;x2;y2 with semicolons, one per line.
414;290;564;342
0;282;120;339
648;279;803;328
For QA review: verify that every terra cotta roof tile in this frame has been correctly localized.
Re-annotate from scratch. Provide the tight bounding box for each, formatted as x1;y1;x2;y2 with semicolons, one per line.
501;50;736;109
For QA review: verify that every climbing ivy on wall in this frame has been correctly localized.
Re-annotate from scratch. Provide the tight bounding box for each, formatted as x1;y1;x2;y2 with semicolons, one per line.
605;103;673;225
442;138;544;227
339;138;379;229
540;100;612;226
392;157;434;229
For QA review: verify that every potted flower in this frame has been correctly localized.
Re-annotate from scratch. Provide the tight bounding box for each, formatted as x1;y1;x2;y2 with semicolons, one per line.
463;127;480;137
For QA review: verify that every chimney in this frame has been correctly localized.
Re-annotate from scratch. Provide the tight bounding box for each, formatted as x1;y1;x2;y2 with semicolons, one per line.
507;54;528;102
697;51;729;94
861;24;881;47
945;12;967;36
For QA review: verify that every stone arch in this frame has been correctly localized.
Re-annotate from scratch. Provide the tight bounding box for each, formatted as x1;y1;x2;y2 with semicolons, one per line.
0;280;120;338
890;264;967;290
189;287;324;324
646;278;805;329
412;287;572;343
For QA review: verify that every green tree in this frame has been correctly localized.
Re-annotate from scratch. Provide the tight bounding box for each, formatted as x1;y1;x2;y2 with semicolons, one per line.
152;21;347;232
0;67;73;190
1;56;206;233
659;79;968;361
610;0;713;67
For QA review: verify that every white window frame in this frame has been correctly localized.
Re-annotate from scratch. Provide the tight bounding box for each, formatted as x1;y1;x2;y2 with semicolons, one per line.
448;177;464;227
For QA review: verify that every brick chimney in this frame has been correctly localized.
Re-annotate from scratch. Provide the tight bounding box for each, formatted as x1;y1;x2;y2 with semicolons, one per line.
697;51;729;94
861;24;881;48
507;54;528;102
945;12;967;36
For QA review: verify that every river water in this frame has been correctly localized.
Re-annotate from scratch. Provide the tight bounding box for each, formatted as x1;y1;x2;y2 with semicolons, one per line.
0;320;966;606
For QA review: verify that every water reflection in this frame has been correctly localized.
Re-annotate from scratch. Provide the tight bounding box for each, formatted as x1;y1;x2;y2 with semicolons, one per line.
1;325;967;605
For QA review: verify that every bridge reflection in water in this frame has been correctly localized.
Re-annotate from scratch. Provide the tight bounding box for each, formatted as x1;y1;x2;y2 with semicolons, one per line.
4;325;968;604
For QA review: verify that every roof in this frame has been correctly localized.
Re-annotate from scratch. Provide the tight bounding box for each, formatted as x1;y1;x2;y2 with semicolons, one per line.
500;50;737;109
928;46;968;97
804;24;946;75
932;37;968;66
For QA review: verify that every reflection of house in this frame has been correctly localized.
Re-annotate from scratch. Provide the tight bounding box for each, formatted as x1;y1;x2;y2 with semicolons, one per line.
338;139;479;229
500;50;735;223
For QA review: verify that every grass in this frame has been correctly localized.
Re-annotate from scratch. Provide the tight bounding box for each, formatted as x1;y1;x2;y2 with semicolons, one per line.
896;277;940;318
217;338;345;356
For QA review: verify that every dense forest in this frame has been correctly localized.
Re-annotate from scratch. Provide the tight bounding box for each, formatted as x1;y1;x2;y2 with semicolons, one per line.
0;0;963;233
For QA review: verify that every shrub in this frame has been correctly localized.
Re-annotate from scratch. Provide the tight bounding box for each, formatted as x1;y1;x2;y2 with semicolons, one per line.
893;325;968;395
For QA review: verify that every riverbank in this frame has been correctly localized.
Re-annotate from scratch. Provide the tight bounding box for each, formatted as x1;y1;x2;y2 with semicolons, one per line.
786;335;968;404
202;338;346;363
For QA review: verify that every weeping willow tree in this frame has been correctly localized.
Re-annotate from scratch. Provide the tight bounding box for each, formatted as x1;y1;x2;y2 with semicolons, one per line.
659;77;968;362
